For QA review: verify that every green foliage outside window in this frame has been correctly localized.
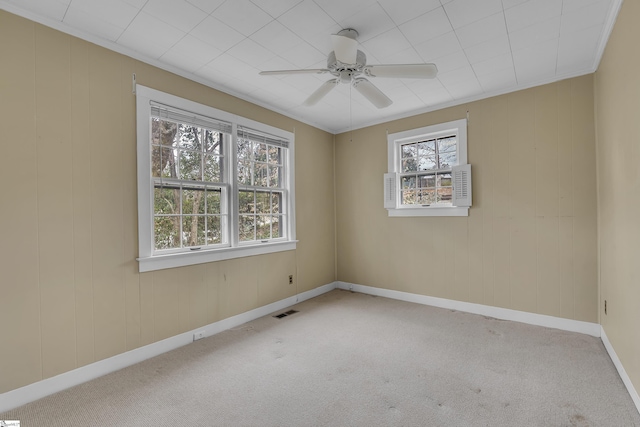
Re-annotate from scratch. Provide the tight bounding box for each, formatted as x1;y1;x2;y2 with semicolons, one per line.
151;118;225;250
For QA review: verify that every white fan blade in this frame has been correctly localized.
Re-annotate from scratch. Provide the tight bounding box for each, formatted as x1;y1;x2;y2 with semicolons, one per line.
331;34;358;64
304;79;339;106
260;69;329;76
365;64;438;79
352;78;392;109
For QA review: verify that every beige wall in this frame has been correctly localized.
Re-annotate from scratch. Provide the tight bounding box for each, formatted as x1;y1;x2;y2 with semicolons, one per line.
336;76;598;323
0;11;335;394
595;0;640;399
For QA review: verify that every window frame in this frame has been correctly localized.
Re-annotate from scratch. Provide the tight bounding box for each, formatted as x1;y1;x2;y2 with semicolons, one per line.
136;85;296;272
387;118;468;217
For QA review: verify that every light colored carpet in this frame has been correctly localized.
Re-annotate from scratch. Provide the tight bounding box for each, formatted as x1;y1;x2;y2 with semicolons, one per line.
2;289;639;426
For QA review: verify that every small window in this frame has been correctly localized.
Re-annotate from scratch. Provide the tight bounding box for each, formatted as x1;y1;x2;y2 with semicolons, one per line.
136;86;296;272
385;119;470;217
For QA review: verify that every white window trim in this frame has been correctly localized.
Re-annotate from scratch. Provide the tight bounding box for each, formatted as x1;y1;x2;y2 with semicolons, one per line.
386;118;469;217
136;85;296;272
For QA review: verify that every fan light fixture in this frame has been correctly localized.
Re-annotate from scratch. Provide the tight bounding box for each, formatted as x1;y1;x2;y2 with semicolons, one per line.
259;29;438;109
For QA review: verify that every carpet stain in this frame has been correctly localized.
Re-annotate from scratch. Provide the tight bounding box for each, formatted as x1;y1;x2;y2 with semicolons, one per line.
569;413;589;427
472;388;481;394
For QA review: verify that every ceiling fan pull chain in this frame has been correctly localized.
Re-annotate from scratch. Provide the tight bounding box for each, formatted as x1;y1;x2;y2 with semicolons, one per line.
349;83;353;143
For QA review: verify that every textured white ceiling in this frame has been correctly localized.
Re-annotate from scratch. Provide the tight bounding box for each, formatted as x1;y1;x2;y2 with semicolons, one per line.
0;0;621;133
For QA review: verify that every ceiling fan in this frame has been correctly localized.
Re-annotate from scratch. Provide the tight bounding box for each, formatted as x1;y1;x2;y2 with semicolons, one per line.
259;29;438;109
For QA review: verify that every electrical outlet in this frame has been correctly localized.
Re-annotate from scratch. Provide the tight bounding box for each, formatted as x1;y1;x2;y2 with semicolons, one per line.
604;300;607;315
193;331;205;341
289;275;293;285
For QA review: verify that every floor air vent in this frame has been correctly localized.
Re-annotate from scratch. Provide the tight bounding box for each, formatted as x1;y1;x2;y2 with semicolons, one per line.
273;310;299;319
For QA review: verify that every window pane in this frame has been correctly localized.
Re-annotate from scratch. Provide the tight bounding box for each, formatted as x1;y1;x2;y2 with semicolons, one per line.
418;189;436;205
401;176;416;189
402;158;417;173
179;149;202;180
272;192;282;214
418;140;436;156
154;216;180;249
238;161;252;185
254;143;268;162
402;144;417;158
239;190;254;214
439;152;456;169
237;139;252;162
182;216;206;247
438;172;452;187
255;192;270;214
206;215;222;244
151;145;176;178
203;155;222;182
268;146;281;164
256;215;271;240
206;189;221;214
418;156;437;171
269;165;281;187
183;189;205;215
272;215;282;238
418;175;436;189
437;187;452;202
239;215;255;241
154;187;180;215
253;163;268;187
178;125;202;150
204;130;222;154
151;118;178;148
438;137;456;153
402;189;417;205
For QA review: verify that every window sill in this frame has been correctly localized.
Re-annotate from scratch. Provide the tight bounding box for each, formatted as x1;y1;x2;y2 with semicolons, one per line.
138;240;298;272
387;206;469;217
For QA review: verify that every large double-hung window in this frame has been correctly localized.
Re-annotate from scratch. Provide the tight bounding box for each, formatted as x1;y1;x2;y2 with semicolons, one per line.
150;104;230;251
136;86;295;272
237;128;288;243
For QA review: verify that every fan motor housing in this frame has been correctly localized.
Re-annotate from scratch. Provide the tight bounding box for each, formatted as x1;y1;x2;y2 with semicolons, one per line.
327;50;366;83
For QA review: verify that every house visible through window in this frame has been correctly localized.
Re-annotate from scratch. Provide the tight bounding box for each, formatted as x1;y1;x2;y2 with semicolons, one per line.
386;118;470;217
399;134;457;206
136;86;296;272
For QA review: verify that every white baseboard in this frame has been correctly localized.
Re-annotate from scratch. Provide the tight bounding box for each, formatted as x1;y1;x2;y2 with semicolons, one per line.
8;281;635;416
0;281;338;413
601;327;640;414
338;282;640;415
336;281;601;337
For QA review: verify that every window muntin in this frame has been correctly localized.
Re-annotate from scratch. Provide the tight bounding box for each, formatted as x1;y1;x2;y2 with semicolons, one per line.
399;135;456;206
